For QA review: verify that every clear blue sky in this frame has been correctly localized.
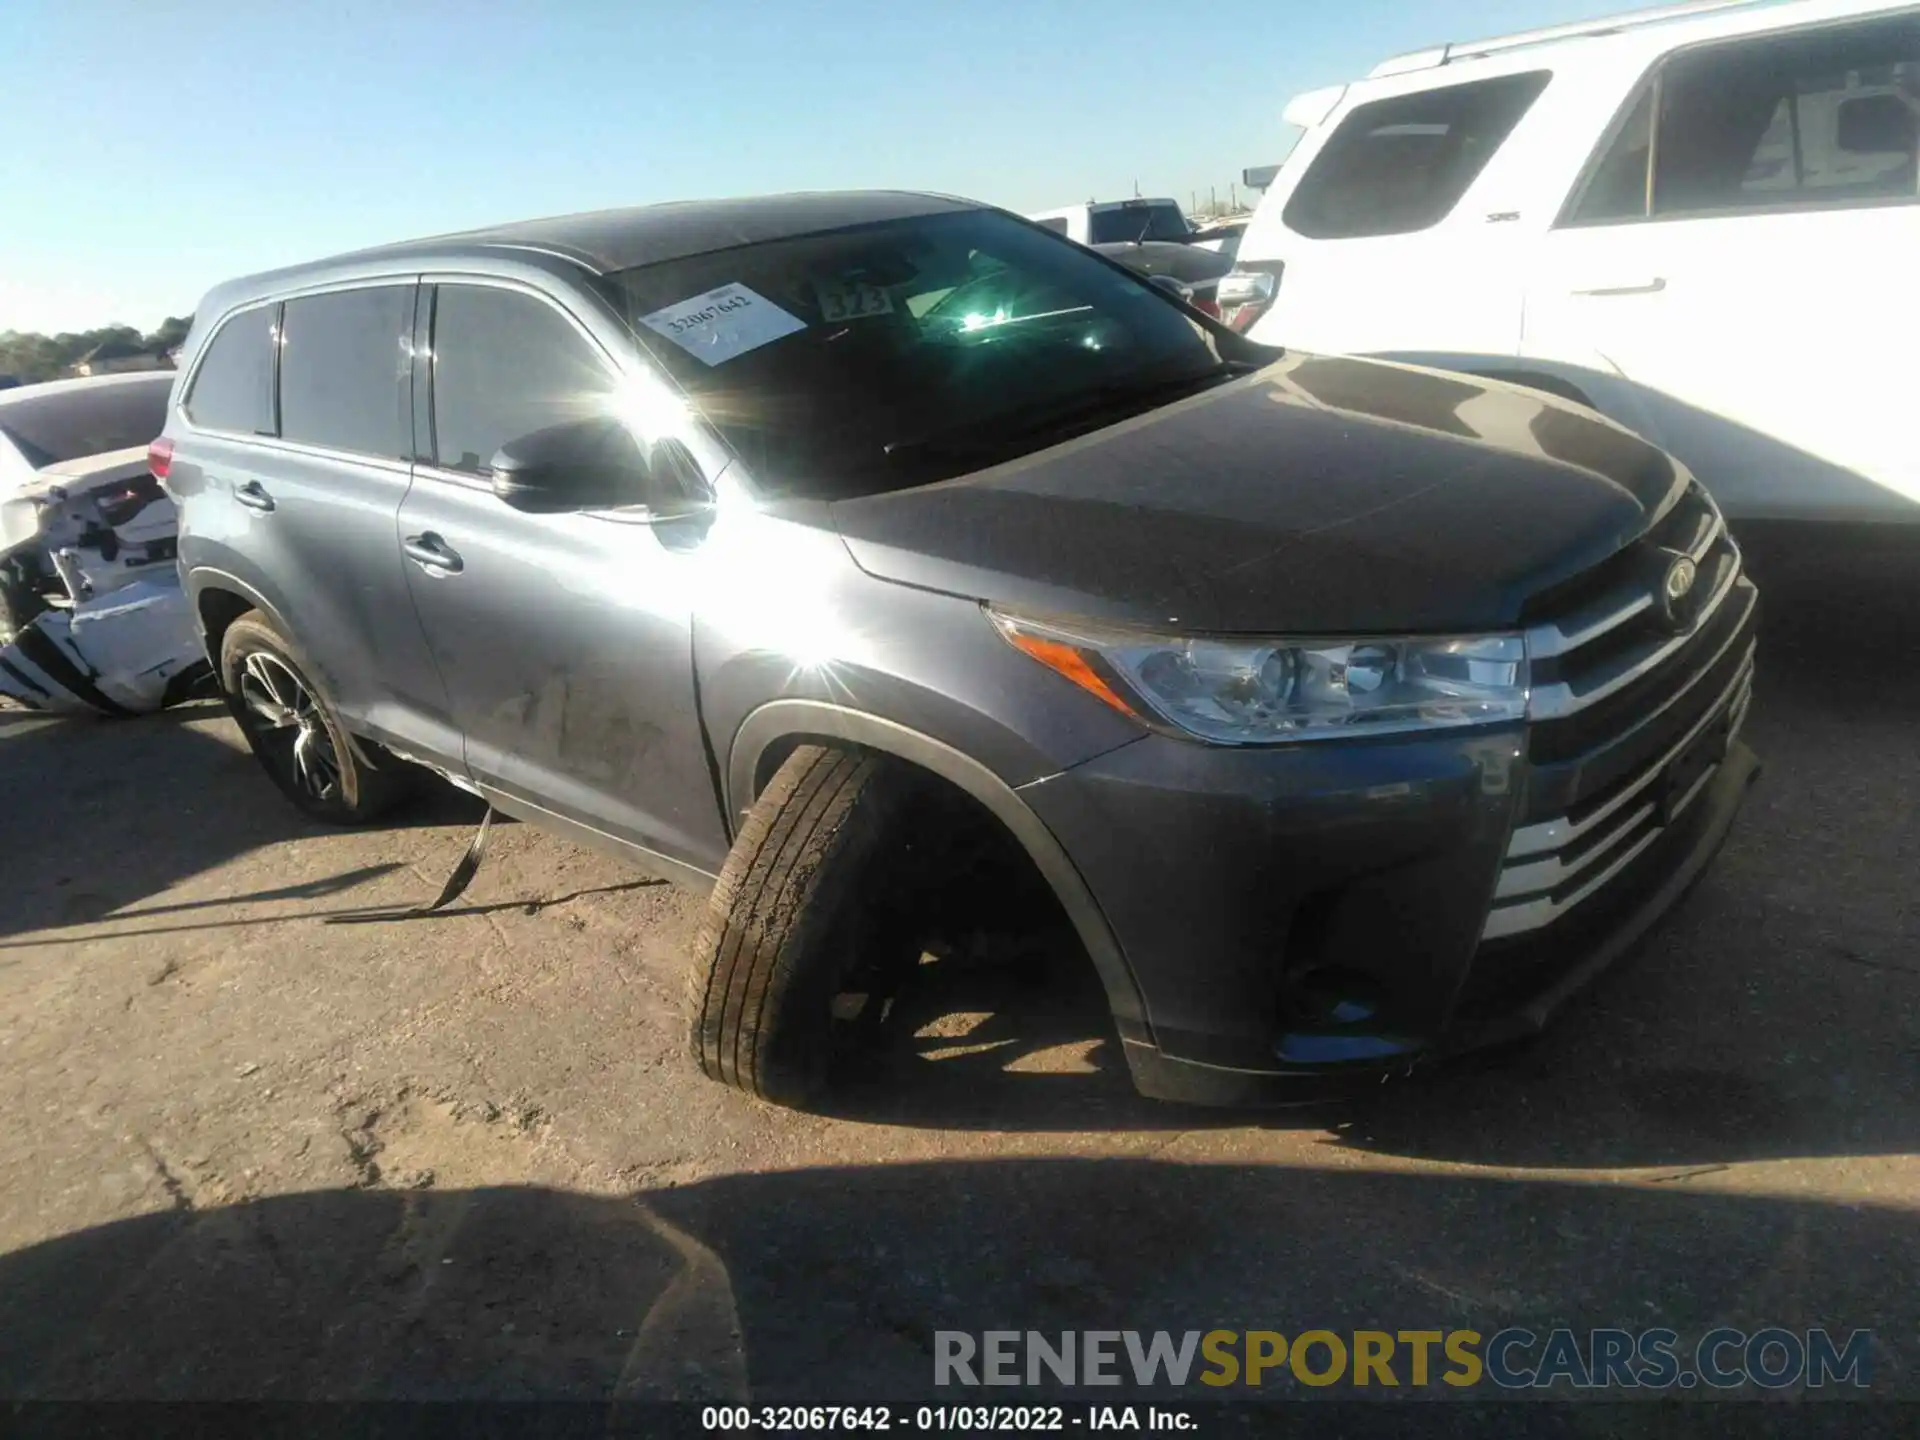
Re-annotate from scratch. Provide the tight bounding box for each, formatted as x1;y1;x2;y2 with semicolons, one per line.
1;0;1623;334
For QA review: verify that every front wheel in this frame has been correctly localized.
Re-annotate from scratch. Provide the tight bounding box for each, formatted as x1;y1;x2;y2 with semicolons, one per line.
687;744;931;1109
218;611;411;824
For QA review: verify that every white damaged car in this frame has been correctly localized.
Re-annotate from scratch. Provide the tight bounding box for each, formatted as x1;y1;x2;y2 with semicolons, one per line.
0;371;209;714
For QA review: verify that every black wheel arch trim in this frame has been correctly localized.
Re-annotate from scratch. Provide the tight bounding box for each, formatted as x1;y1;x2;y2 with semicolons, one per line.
726;699;1151;1038
185;566;296;657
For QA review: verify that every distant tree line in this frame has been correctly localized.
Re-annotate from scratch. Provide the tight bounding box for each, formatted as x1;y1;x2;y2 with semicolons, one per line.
0;316;194;387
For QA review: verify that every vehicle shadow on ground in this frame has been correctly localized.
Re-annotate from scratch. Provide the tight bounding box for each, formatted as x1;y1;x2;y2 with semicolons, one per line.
0;698;488;941
834;535;1920;1171
0;1165;1911;1417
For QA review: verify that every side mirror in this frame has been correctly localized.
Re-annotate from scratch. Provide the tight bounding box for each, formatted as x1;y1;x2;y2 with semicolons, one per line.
490;416;712;519
491;416;648;514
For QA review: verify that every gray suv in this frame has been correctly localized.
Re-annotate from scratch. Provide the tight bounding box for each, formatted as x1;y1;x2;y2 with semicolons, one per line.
160;192;1759;1109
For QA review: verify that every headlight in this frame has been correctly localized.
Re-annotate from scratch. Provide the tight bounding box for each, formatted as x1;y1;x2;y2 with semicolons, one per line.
990;609;1528;744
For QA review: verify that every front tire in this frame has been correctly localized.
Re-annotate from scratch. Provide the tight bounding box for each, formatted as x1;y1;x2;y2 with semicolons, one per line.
688;744;929;1109
218;611;410;825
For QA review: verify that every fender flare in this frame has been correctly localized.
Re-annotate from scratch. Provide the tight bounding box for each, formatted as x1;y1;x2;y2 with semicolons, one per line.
726;699;1150;1038
184;566;297;655
185;565;384;772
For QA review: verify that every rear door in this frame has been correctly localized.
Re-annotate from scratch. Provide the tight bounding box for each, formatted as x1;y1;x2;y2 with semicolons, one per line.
396;279;730;870
1525;10;1920;520
172;288;459;763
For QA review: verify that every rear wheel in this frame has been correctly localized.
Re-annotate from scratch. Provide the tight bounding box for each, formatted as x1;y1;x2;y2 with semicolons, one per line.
687;744;932;1109
218;611;411;824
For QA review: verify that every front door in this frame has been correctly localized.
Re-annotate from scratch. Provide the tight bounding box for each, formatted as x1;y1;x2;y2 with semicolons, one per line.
396;279;731;872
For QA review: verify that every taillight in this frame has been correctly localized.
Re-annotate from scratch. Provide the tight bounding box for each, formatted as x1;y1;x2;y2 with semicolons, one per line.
1193;296;1222;319
147;436;173;482
1216;263;1284;334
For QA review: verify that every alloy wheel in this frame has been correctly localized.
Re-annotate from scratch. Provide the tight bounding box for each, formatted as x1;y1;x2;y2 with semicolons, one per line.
237;650;341;802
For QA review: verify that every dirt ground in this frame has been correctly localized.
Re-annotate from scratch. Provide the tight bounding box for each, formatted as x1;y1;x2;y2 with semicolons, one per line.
0;530;1914;1417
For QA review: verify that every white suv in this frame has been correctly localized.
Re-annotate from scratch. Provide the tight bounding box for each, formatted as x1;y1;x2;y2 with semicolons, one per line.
1223;0;1920;524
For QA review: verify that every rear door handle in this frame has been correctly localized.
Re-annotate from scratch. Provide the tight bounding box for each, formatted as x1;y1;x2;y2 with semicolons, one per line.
233;479;276;512
1572;277;1667;297
402;532;464;574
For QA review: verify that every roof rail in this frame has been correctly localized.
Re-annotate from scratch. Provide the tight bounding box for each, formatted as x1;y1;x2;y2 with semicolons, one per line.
1367;0;1776;77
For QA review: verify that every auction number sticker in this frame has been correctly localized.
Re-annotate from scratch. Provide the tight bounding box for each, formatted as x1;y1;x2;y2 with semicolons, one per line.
639;282;807;366
814;279;895;323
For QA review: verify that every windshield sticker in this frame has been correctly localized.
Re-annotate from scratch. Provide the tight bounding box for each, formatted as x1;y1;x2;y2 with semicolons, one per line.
813;280;895;324
638;283;807;367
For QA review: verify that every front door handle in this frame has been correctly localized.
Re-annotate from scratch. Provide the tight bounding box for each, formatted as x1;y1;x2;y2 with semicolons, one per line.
402;532;464;574
1572;277;1667;297
233;479;276;512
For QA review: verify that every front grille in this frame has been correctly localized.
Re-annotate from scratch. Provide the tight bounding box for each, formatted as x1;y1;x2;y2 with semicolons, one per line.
1481;481;1756;942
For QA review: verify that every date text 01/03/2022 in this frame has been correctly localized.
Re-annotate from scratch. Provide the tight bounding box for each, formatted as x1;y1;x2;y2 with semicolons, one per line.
700;1405;1195;1431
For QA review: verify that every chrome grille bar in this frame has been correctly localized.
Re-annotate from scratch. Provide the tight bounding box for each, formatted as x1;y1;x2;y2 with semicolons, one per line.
1508;637;1756;859
1482;658;1753;941
1525;507;1722;662
1529;542;1741;720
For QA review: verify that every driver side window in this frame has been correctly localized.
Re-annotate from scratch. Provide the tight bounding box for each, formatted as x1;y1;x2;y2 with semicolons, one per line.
429;284;616;474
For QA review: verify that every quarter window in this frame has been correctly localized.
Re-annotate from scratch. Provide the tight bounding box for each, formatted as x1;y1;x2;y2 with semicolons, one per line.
278;286;413;458
1282;71;1551;239
184;307;275;435
429;286;615;474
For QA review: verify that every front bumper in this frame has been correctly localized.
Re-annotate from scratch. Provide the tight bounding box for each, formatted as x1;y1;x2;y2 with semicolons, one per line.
1017;619;1759;1107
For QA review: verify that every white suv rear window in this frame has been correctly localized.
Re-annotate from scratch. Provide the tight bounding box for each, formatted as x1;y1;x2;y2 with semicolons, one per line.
1282;71;1551;239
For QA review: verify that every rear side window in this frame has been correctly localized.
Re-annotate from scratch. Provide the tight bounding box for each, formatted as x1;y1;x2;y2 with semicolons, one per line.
429;285;615;474
1283;71;1551;239
0;374;171;469
185;307;275;435
278;286;413;458
1660;14;1919;215
1568;12;1920;223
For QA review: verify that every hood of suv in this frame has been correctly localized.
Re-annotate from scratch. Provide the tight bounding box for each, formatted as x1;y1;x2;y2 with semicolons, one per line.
830;355;1687;634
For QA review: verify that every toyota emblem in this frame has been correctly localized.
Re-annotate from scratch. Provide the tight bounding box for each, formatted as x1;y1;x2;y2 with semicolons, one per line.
1665;556;1698;603
1651;553;1700;632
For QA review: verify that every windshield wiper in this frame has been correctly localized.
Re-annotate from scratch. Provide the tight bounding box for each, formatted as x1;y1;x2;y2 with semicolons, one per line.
883;364;1245;469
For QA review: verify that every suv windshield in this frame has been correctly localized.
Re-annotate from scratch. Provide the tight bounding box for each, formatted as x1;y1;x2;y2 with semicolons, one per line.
612;208;1229;499
1087;202;1191;244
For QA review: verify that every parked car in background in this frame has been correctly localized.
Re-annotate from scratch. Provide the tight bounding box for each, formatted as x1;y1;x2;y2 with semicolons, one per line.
167;191;1756;1112
0;371;206;712
0;372;177;632
1092;238;1235;316
1029;197;1194;245
1223;0;1920;524
1188;218;1250;260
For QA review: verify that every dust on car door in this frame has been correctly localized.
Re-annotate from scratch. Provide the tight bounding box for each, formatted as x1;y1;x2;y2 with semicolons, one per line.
396;277;731;873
